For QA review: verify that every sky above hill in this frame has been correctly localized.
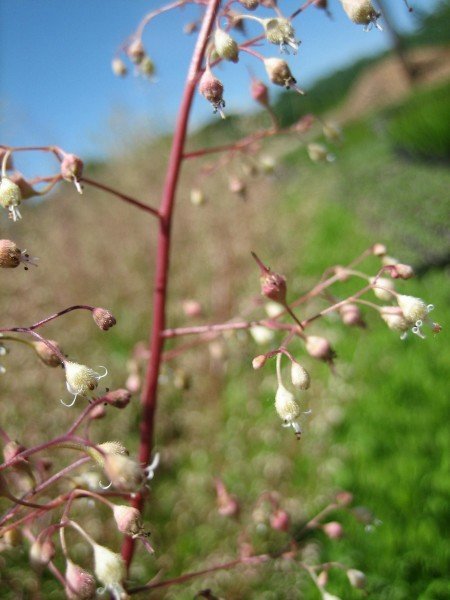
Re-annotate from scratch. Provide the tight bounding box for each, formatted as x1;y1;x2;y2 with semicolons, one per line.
0;0;440;175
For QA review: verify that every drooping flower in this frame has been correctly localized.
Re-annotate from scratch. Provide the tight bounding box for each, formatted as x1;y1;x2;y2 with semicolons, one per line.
341;0;381;30
275;384;302;439
0;177;22;221
63;361;107;407
262;18;300;53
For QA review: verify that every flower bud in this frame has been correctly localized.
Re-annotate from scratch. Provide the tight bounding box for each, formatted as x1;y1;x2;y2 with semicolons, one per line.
290;362;310;390
127;39;145;64
92;544;127;597
264;58;298;90
199;68;226;118
215;479;240;517
190;188;206;206
64;361;107;399
305;336;335;362
269;508;290;532
61;153;83;181
252;354;267;369
265;301;282;318
139;56;155;78
250;326;274;345
0;239;37;269
183;21;198;34
228;175;246;198
65;559;96;600
370;277;395;301
317;570;328;587
113;505;145;536
322;521;343;539
347;568;367;589
389;263;414;279
263;18;299;53
251;78;270;107
0;177;22;221
381;254;398;266
103;453;145;491
341;0;381;28
372;243;387;256
182;299;203;317
238;0;259;9
307;143;332;163
103;388;131;409
89;404;106;420
275;384;300;422
92;307;117;331
380;306;409;333
396;294;429;323
111;57;128;77
252;252;287;304
339;303;365;327
29;538;55;571
335;490;353;506
214;28;239;63
33;340;64;367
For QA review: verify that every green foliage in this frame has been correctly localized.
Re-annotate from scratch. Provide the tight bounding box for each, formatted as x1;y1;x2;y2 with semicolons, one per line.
385;81;450;161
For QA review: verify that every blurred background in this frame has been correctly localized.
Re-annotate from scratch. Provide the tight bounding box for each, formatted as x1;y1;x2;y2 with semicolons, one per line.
0;1;449;598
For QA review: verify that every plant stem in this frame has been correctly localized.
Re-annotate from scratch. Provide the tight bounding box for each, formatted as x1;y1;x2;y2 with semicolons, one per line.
121;0;221;569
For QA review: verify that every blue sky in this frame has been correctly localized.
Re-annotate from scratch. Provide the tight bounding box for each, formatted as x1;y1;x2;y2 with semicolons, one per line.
0;0;439;174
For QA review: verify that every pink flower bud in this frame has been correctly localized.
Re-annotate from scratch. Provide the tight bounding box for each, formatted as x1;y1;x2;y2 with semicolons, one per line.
60;153;84;183
89;404;106;420
252;252;287;304
3;440;26;462
103;388;132;409
65;560;96;599
0;239;37;269
199;68;226;118
305;336;335;362
322;521;343;539
389;263;414;280
317;570;329;586
335;491;353;506
112;505;147;537
92;307;117;331
269;509;290;532
339;303;365;328
33;340;64;367
182;299;203;317
126;372;141;393
251;78;270;107
215;479;240;517
252;354;267;370
228;175;246;198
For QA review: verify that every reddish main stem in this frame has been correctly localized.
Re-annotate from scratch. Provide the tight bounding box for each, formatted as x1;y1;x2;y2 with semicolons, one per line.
121;0;221;568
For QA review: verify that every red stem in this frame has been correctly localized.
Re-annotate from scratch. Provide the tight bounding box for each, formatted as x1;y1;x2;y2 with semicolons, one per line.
121;0;222;568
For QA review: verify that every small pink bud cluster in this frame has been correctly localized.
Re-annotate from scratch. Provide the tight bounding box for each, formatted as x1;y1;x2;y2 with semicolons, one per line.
215;479;240;517
252;252;287;305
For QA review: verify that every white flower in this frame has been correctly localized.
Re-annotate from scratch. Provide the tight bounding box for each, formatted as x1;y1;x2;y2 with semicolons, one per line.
290;363;310;390
63;361;107;407
275;384;302;439
263;18;300;53
396;294;436;339
92;544;127;599
0;177;22;221
341;0;381;30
